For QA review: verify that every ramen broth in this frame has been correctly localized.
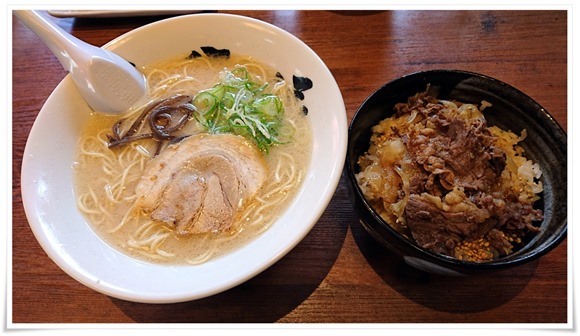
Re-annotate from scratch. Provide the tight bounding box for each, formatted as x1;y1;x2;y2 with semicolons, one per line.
73;52;312;265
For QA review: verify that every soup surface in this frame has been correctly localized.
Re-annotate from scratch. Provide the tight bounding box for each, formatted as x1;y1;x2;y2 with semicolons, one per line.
74;50;312;265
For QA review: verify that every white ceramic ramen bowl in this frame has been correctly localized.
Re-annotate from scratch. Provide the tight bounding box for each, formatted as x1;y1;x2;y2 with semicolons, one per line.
21;13;347;303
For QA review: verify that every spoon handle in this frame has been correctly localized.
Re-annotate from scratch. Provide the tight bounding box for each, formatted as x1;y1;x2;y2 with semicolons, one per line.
14;10;96;73
14;10;147;114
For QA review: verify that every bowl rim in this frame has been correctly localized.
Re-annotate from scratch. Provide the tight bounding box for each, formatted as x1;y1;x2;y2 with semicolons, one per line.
347;68;567;270
20;12;347;302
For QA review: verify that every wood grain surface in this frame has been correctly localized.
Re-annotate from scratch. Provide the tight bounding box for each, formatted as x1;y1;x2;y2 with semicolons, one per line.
11;10;568;324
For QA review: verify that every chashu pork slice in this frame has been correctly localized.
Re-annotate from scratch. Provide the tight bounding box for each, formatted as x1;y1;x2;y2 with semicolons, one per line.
134;133;267;235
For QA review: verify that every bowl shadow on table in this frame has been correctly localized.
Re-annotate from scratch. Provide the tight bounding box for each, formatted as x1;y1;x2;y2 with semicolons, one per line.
110;188;350;322
350;218;538;314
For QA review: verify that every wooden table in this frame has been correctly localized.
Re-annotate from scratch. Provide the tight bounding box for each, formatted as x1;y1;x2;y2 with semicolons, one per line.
12;10;568;325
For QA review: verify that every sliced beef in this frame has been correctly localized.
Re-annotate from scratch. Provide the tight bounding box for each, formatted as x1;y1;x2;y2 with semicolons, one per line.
497;198;543;232
361;89;543;260
134;133;267;235
405;193;492;256
402;108;539;258
405;109;506;194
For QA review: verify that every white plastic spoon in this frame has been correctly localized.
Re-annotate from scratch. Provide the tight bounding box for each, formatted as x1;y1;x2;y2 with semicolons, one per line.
14;10;147;114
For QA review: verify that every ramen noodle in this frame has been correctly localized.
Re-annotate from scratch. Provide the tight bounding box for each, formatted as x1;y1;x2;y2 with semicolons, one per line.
74;48;312;265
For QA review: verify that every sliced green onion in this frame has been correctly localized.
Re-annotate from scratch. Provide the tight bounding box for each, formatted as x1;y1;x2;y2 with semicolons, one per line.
192;91;217;116
253;95;282;118
191;65;295;151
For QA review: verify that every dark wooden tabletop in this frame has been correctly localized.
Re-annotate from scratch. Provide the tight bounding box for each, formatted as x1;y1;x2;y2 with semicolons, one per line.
12;9;568;324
